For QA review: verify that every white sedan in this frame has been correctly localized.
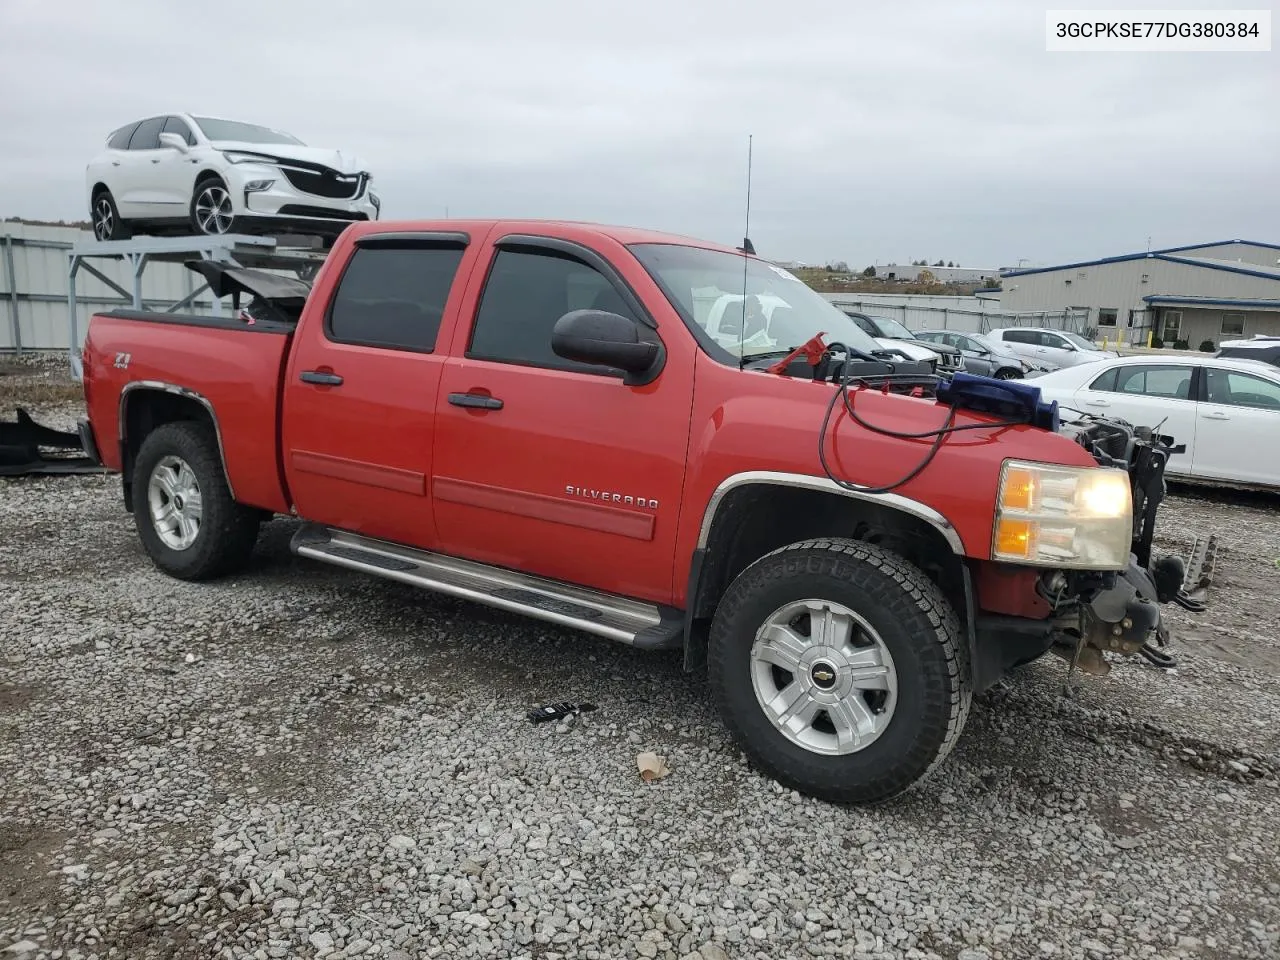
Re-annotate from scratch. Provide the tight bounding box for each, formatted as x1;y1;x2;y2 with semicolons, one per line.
1030;354;1280;491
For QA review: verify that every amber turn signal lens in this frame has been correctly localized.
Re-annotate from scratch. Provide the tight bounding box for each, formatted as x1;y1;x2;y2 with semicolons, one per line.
994;518;1035;559
999;466;1038;512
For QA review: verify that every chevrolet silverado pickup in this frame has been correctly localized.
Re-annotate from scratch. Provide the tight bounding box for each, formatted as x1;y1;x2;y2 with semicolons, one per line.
78;219;1202;804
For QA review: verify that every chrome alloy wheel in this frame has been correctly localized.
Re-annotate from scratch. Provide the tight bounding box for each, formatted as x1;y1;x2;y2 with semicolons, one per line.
750;598;898;755
92;196;114;240
147;455;203;551
194;184;234;234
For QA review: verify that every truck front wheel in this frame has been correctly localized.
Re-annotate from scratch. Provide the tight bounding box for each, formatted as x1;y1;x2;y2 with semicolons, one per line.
707;537;971;805
131;421;261;581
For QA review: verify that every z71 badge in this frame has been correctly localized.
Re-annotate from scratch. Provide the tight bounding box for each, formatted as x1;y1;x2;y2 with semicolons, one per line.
113;352;132;369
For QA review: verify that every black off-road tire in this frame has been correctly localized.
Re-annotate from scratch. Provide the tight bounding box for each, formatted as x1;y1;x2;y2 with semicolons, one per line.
707;537;971;805
131;421;261;581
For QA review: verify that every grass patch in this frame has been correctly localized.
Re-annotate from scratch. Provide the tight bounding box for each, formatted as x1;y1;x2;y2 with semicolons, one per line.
0;379;85;406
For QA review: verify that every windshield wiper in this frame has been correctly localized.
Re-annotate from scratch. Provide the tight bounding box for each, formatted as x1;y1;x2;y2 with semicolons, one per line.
742;341;882;371
740;348;798;362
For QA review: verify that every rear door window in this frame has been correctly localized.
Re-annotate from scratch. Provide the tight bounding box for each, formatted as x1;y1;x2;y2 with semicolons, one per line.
327;241;467;352
108;122;139;149
1087;367;1119;392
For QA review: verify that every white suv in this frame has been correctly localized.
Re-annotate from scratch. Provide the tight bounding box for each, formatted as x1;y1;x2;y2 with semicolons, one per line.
1216;335;1280;369
986;327;1118;372
85;113;380;243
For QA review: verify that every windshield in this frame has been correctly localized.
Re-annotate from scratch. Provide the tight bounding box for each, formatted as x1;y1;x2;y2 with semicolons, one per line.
1061;331;1102;351
870;315;914;340
627;243;883;360
193;117;305;145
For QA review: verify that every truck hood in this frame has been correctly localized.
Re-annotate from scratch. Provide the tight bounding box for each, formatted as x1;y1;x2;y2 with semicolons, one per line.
911;339;960;357
881;335;959;357
210;140;368;174
874;338;939;362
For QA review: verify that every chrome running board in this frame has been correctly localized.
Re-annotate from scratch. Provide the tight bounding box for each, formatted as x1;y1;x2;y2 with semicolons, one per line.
290;523;683;650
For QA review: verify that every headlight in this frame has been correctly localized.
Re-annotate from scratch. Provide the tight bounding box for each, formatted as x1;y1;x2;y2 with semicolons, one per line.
992;459;1132;570
221;150;276;165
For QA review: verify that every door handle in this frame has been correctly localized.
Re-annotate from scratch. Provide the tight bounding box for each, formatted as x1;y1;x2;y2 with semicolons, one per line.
1204;410;1229;420
448;392;503;410
1084;399;1110;406
300;370;343;386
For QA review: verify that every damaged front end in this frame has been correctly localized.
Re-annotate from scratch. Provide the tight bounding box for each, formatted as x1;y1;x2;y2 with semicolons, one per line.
1041;415;1214;685
0;408;104;477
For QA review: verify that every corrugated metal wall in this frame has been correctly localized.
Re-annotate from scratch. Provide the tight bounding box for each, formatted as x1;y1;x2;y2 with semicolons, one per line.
821;293;1087;334
1;220;218;352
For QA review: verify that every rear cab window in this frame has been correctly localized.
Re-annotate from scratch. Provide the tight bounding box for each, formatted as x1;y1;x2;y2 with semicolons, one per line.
326;239;468;352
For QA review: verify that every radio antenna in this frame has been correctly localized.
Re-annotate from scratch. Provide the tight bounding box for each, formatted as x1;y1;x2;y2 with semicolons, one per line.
738;134;754;368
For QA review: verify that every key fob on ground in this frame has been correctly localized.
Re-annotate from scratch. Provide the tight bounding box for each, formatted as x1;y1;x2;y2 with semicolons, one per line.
527;702;577;723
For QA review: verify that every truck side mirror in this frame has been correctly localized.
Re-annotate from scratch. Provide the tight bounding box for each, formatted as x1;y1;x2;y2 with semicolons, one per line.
551;309;660;378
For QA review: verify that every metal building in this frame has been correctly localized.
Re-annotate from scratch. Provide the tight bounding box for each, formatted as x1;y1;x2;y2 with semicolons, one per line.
997;239;1280;348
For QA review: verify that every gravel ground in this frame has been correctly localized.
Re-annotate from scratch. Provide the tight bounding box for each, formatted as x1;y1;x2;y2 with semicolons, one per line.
3;358;1280;960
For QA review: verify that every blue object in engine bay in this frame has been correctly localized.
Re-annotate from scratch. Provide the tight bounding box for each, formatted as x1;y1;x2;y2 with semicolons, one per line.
935;371;1060;431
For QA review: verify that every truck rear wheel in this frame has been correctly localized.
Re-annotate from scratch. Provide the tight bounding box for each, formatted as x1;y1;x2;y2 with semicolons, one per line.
707;537;971;805
131;421;261;581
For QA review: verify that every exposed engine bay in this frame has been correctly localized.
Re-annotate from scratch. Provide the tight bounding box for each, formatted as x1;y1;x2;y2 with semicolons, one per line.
1044;414;1214;685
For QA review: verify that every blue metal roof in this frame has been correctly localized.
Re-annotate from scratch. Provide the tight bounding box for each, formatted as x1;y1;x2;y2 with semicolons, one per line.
999;239;1280;278
1155;255;1280;282
1143;295;1280;310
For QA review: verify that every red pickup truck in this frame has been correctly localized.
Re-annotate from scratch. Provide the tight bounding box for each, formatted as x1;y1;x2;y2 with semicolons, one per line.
78;218;1200;804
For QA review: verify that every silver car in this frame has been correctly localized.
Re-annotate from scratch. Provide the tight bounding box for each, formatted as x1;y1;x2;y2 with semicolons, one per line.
910;330;1035;379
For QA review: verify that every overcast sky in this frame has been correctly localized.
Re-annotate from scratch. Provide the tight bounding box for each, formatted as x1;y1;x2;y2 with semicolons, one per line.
1;0;1275;268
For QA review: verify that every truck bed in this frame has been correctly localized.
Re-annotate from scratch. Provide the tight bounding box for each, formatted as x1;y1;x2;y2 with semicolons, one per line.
83;308;296;514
